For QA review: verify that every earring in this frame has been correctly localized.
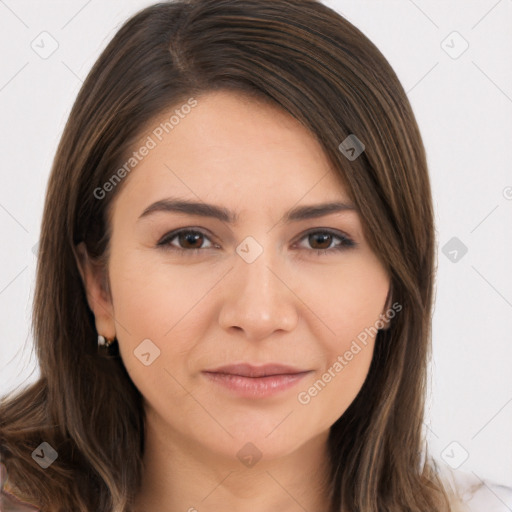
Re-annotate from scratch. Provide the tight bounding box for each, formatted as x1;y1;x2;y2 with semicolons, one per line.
97;334;118;356
98;335;115;347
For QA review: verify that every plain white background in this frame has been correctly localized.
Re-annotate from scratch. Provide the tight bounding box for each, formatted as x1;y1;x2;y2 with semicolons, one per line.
1;0;511;491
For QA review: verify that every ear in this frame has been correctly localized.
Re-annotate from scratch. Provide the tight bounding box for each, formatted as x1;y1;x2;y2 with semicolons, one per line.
74;241;116;339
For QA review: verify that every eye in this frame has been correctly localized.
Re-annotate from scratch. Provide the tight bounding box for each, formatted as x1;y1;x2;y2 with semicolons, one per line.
157;229;216;253
157;228;356;255
294;229;356;256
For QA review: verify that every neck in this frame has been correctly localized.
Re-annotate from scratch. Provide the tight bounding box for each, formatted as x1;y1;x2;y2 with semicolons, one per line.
132;411;333;512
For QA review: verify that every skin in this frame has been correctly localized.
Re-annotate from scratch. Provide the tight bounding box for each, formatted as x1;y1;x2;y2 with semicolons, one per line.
77;90;392;512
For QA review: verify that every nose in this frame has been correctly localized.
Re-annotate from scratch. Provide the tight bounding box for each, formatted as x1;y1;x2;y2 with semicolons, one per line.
218;239;299;341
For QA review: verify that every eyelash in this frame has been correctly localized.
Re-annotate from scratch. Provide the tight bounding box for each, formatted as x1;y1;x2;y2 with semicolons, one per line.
157;228;356;256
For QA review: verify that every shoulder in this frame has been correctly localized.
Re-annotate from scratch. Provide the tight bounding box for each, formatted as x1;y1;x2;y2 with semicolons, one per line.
435;459;512;512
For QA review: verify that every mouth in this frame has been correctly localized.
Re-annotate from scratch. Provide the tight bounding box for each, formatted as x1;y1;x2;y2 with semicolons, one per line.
203;362;309;377
202;363;312;398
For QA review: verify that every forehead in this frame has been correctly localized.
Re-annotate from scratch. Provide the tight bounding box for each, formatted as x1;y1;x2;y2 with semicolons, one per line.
113;90;352;215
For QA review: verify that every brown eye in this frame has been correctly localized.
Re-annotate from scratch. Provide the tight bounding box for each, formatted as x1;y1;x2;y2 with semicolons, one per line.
308;232;333;250
178;231;205;249
157;228;355;256
157;229;215;252
295;229;356;255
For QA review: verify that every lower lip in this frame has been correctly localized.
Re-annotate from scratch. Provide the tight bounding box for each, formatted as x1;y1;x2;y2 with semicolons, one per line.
202;371;311;398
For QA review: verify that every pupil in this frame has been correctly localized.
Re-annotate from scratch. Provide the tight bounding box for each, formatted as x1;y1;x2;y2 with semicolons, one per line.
182;232;202;248
311;233;331;249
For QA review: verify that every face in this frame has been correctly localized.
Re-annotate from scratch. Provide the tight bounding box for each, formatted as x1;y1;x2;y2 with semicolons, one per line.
80;89;391;464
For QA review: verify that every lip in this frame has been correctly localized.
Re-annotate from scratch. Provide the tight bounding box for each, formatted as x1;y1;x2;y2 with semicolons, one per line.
204;363;309;377
202;363;312;399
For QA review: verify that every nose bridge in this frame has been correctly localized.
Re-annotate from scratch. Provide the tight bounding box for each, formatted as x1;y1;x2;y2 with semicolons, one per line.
235;233;283;305
218;233;298;338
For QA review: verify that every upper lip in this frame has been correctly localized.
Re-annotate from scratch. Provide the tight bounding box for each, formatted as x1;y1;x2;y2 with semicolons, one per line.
203;363;309;378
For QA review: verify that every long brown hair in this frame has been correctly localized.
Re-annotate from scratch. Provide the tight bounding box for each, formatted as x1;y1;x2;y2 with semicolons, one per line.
0;1;459;510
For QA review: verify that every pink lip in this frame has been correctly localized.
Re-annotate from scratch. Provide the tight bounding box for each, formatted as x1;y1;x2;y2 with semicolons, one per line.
204;363;309;377
202;363;311;398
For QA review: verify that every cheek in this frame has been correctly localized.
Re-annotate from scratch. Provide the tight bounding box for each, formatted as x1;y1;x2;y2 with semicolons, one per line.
109;248;210;335
107;253;194;377
292;257;387;416
296;294;380;428
296;340;375;432
294;255;389;342
108;250;225;392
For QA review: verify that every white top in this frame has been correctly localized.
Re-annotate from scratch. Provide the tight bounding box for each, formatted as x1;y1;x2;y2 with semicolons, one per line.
437;461;512;512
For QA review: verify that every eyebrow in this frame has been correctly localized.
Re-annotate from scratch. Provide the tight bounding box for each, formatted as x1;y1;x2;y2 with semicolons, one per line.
138;197;357;224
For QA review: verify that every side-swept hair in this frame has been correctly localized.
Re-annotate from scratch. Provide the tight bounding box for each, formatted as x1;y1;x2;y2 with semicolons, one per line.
1;1;457;510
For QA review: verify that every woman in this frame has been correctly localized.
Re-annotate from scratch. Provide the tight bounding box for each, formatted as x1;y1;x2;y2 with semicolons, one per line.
1;1;509;511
